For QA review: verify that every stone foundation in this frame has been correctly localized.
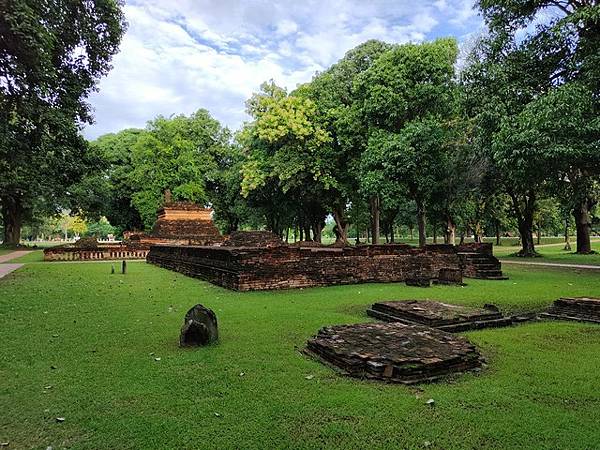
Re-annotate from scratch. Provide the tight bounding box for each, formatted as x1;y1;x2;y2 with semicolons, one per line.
540;297;600;324
44;242;150;261
146;243;465;291
304;322;483;384
367;300;513;332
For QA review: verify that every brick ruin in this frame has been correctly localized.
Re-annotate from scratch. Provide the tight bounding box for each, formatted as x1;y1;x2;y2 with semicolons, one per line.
304;322;483;384
146;240;507;291
367;300;514;332
147;242;461;291
44;202;223;261
43;238;151;262
126;202;224;246
540;297;600;324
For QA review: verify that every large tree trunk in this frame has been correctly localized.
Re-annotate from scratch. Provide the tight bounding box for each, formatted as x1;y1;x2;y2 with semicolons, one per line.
509;190;537;257
573;199;594;254
518;221;536;256
333;205;349;245
369;196;380;244
311;220;323;243
1;196;23;246
416;200;426;247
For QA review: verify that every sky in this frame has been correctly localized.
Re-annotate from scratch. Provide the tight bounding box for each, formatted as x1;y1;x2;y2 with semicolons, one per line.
84;0;483;139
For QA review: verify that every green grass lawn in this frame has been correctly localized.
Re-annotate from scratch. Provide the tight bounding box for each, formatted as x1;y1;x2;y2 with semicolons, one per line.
8;249;46;263
494;240;600;266
1;262;600;449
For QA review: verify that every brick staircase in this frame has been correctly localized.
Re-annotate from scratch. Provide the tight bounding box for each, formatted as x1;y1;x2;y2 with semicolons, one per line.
458;251;508;280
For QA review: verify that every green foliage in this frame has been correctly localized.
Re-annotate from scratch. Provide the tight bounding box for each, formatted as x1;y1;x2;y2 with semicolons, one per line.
130;110;231;229
241;81;334;196
0;0;126;243
78;129;145;234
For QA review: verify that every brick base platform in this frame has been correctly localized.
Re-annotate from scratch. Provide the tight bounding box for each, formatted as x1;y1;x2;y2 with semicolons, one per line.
367;300;513;332
147;243;467;291
539;297;600;324
304;322;483;384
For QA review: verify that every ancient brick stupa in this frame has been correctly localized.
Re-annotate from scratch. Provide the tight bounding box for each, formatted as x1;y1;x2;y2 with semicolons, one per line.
126;191;224;246
148;202;223;245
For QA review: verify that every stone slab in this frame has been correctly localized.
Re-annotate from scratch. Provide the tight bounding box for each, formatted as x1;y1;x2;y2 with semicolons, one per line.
305;322;483;384
540;297;600;324
367;300;512;332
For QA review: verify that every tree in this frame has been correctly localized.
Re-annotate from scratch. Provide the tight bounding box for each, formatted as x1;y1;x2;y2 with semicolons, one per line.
476;0;600;253
494;81;600;253
131;109;231;229
240;81;334;240
77;129;146;235
460;32;561;256
357;38;459;247
303;40;392;244
0;0;126;245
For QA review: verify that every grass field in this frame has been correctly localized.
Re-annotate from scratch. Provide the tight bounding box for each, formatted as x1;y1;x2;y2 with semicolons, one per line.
1;261;600;449
494;240;600;266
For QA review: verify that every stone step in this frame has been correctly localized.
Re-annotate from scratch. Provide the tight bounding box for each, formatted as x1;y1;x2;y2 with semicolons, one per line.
473;263;500;270
475;275;509;280
476;269;504;276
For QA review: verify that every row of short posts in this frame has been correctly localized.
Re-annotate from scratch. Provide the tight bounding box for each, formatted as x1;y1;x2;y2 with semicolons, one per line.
110;260;127;274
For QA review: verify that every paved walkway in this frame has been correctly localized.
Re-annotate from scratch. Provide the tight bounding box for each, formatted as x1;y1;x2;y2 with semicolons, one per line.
502;260;600;270
0;250;32;263
0;263;24;279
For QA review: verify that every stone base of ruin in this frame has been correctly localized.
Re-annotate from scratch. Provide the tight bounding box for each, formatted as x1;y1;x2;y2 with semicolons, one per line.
43;241;150;261
539;297;600;324
367;300;513;332
304;322;483;384
147;243;465;291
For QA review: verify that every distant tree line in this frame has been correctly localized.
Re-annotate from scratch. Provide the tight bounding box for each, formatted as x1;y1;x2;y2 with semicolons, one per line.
1;0;599;256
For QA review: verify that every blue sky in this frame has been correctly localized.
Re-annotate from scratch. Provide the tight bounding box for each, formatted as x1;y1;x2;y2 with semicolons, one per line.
84;0;483;139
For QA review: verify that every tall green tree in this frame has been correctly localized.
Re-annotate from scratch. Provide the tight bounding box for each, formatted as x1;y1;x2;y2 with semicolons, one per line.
476;0;600;253
239;81;334;240
303;40;392;244
357;38;459;247
131;109;231;229
79;129;146;234
0;0;126;245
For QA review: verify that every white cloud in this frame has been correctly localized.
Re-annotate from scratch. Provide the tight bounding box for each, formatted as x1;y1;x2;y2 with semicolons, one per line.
84;0;482;139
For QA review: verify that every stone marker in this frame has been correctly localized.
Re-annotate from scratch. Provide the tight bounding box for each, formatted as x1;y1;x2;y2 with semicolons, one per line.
305;322;482;384
180;304;218;347
367;300;513;332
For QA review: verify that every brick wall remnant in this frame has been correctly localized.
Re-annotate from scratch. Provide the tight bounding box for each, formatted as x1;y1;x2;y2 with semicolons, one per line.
147;243;466;291
367;300;513;332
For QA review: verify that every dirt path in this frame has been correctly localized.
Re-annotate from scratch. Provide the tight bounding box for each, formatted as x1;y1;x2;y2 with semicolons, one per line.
502;260;600;270
0;250;32;263
0;263;24;279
